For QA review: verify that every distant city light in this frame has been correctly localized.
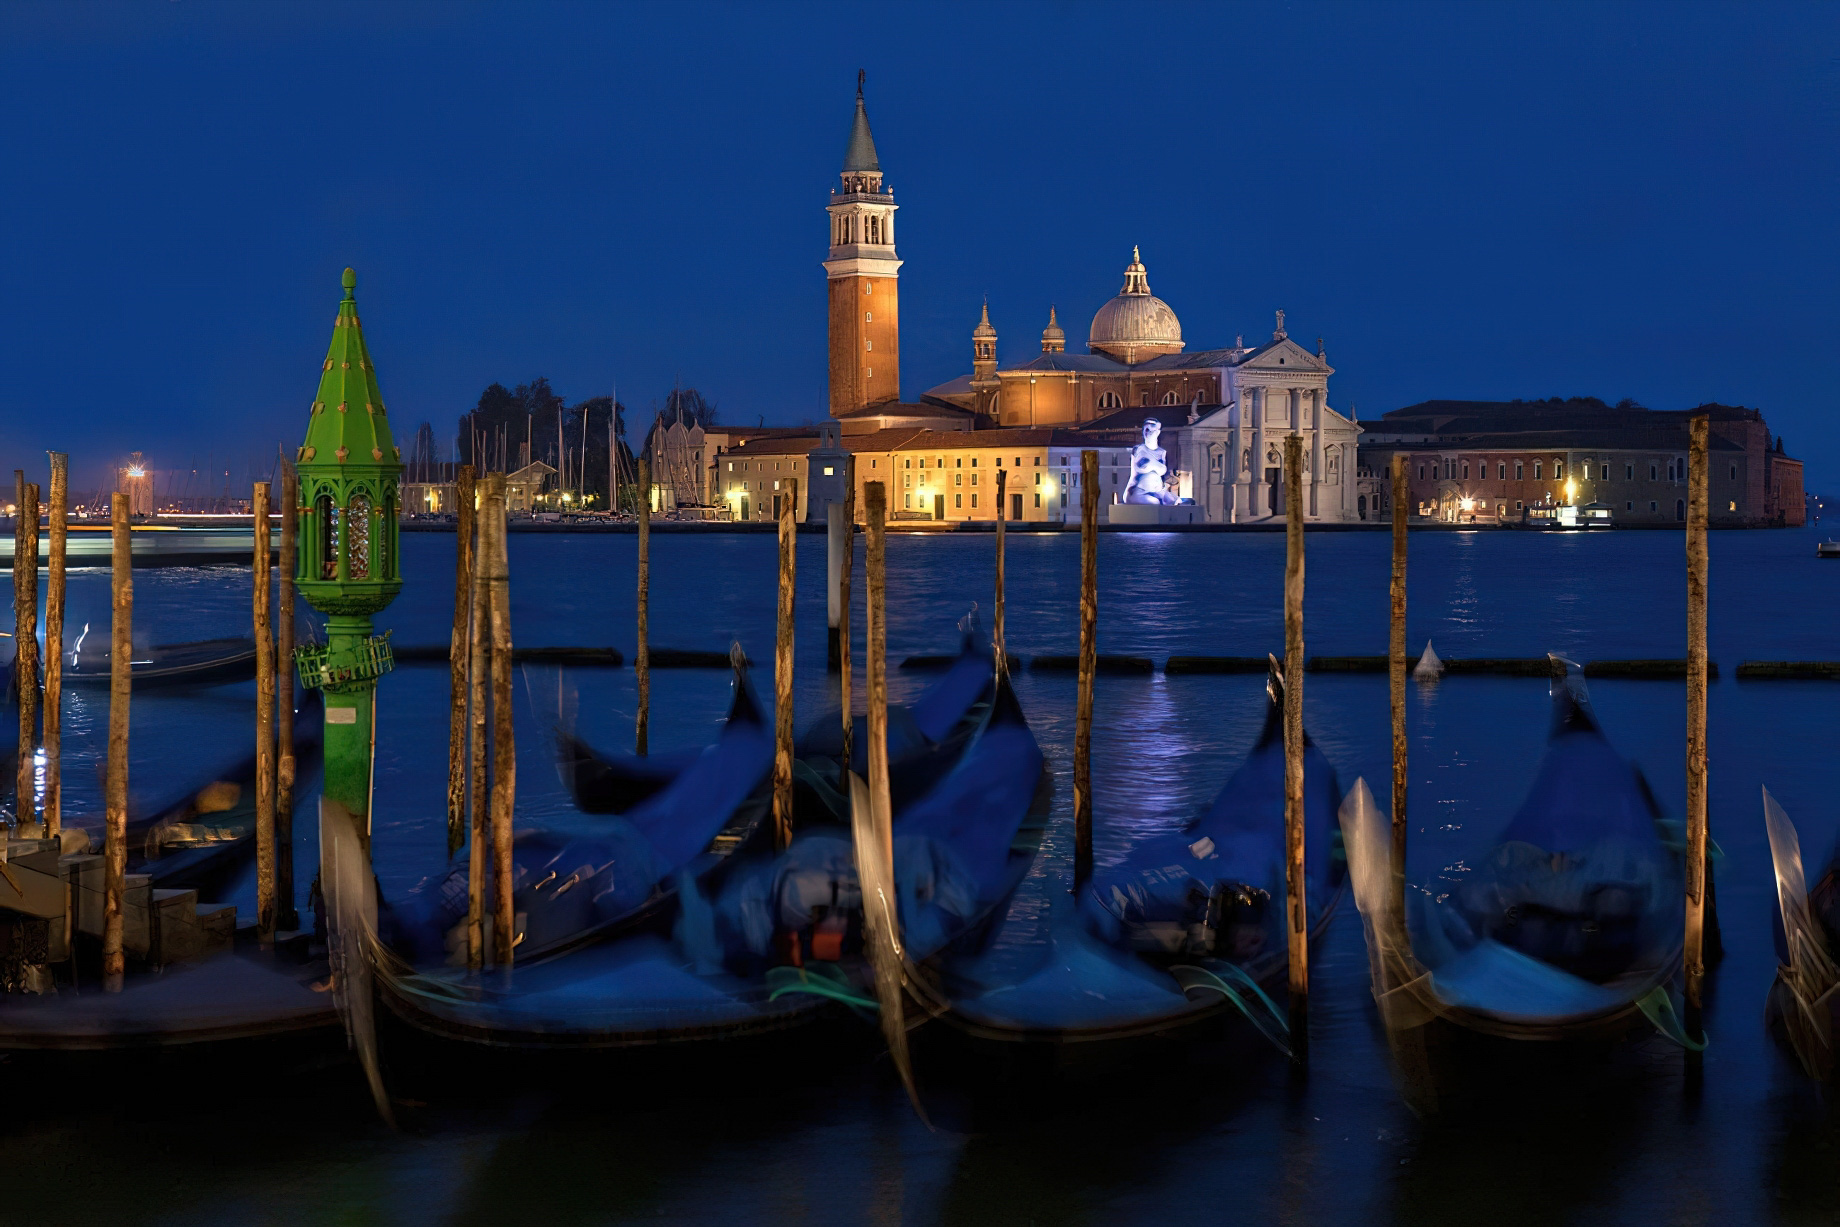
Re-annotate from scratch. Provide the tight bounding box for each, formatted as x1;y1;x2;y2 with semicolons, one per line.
1564;478;1578;504
127;466;146;478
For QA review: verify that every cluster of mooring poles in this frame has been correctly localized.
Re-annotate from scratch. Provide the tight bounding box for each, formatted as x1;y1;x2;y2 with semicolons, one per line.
444;467;516;970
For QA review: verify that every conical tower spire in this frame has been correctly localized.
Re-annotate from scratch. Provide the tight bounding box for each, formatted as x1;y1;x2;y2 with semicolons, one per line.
1041;305;1065;353
843;69;881;174
299;268;400;469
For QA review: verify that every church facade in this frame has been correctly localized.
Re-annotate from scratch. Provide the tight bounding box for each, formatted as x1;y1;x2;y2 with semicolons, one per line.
923;249;1365;522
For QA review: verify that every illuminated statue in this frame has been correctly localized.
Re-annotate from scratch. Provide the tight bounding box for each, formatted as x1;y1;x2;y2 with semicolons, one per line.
1124;417;1179;505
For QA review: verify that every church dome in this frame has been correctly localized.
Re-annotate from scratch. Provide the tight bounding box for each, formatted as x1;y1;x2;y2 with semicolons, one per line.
1088;247;1183;363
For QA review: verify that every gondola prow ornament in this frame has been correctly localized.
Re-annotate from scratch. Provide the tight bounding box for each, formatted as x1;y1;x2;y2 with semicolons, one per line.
293;268;403;846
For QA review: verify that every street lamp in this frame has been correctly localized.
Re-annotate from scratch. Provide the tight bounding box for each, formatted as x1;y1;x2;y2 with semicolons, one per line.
292;268;404;837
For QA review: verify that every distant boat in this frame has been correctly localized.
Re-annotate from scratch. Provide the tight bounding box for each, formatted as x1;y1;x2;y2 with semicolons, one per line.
1816;540;1840;558
64;637;258;690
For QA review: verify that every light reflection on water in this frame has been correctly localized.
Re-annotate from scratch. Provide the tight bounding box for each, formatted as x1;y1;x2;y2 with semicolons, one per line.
3;524;1839;1225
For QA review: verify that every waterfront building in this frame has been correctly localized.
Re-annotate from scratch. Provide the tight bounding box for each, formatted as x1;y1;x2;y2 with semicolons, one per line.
1355;399;1805;527
714;78;1361;526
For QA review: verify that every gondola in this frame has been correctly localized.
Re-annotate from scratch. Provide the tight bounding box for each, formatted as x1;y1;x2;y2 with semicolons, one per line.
123;691;324;898
325;655;1046;1078
1762;787;1840;1081
925;658;1343;1054
556;633;995;819
1338;655;1697;1113
63;636;259;690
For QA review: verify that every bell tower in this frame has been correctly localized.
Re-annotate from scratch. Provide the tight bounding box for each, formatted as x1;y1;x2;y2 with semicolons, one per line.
825;71;901;417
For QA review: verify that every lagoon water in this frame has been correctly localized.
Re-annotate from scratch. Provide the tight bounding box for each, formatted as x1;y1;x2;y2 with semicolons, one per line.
6;523;1840;1225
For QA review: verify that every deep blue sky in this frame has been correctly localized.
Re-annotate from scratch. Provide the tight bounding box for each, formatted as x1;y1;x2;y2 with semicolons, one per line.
3;0;1836;495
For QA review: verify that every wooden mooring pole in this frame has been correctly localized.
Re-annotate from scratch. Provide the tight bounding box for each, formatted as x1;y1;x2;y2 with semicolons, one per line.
1389;453;1409;917
865;480;889;841
276;462;298;929
827;494;846;671
1284;433;1309;1066
1684;414;1710;1043
994;468;1008;673
1073;451;1098;891
103;493;131;992
772;478;798;850
635;456;650;756
447;465;476;857
14;480;39;830
466;474;490;971
253;482;277;941
44;454;66;839
483;474;516;970
838;459;856;777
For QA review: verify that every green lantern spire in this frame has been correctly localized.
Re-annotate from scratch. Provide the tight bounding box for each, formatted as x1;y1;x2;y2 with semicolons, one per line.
293;267;405;842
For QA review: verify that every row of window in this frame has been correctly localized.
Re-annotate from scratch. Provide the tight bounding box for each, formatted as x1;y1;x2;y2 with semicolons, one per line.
903;471;1047;489
902;492;1045;512
904;454;1040;469
1417;458;1704;483
832;213;889;245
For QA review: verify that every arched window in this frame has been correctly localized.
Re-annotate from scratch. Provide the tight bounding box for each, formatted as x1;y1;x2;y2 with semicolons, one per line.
1162;391;1179;405
348;493;372;580
316;494;338;580
381;494;396;579
1096;391;1122;410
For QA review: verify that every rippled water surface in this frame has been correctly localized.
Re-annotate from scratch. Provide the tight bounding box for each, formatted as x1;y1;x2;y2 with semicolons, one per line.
6;524;1840;1226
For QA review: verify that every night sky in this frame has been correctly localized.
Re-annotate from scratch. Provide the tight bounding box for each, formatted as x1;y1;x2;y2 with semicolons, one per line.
4;1;1835;495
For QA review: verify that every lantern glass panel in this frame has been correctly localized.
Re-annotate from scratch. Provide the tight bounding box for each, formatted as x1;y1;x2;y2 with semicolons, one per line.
349;493;372;580
317;494;338;580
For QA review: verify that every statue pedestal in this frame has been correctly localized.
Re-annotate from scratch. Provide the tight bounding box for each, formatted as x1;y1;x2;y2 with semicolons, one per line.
1106;503;1202;527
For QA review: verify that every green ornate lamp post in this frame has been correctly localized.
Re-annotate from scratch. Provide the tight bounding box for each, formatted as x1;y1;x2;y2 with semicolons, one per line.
293;268;403;840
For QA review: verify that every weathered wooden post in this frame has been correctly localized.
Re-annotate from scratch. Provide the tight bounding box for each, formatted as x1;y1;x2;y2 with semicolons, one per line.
446;465;475;858
827;494;847;671
1389;453;1409;917
839;460;856;777
865;481;890;845
103;492;131;992
859;478;922;1112
1074;451;1098;890
1685;413;1710;1042
253;482;277;940
466;475;491;970
994;467;1008;673
635;456;651;756
14;480;39;828
1283;434;1309;1065
43;454;67;839
484;474;516;969
772;477;798;850
291;269;404;858
277;462;298;929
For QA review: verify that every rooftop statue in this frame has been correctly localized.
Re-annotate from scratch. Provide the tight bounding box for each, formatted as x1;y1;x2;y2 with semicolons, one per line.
1124;418;1180;506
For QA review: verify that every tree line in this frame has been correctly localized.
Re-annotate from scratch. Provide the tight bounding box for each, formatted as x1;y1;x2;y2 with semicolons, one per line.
400;379;721;512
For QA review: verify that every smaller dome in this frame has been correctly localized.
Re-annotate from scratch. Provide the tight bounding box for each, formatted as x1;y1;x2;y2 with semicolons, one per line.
1041;306;1065;353
972;300;996;339
1089;247;1183;364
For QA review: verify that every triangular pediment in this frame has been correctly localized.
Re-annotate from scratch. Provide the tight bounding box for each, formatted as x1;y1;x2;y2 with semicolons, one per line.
1239;337;1328;372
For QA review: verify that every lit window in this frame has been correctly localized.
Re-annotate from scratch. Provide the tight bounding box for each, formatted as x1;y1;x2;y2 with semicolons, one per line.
955;493;962;508
823;466;834;476
727;461;733;471
1729;500;1737;512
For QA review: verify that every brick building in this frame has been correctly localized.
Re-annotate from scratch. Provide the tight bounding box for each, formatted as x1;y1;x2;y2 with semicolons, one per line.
1356;399;1804;527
